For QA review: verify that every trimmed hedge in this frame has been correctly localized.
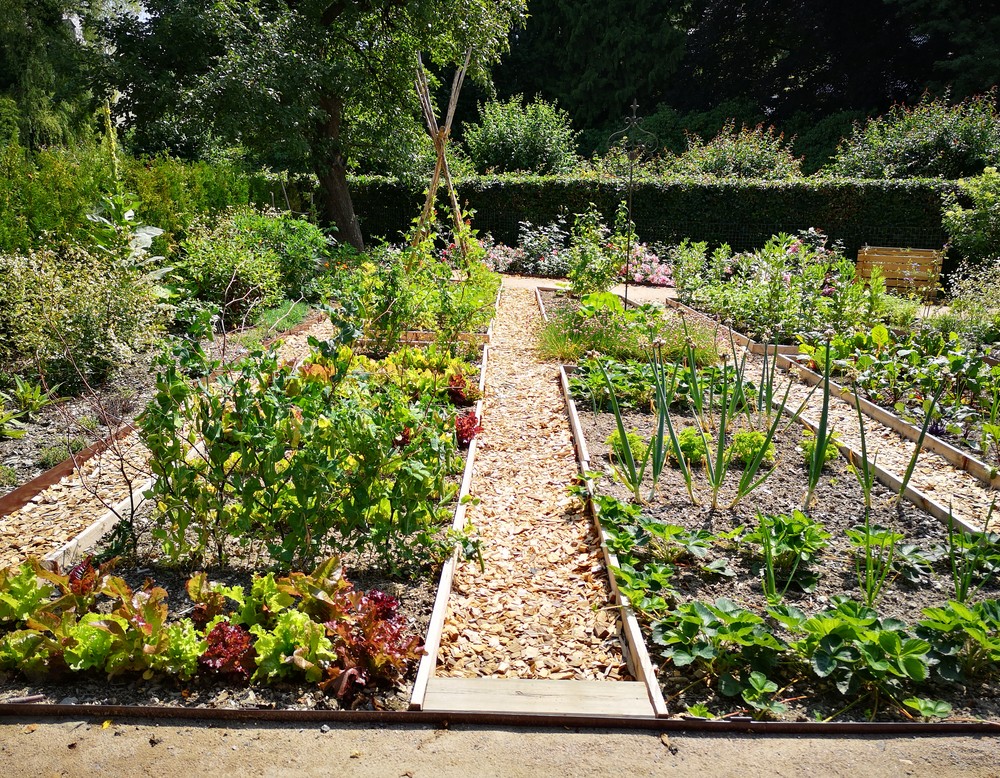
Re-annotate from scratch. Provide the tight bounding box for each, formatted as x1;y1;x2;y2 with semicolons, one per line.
349;175;956;264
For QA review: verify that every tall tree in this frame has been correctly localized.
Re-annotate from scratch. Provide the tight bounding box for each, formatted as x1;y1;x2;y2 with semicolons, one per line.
492;0;690;128
887;0;1000;98
0;0;96;148
103;0;525;248
673;1;926;119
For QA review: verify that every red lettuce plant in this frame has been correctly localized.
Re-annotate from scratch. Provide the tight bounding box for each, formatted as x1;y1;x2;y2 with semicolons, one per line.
455;411;483;447
199;621;257;681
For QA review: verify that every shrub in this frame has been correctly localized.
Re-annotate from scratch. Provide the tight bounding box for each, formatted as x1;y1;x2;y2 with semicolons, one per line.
942;166;1000;265
229;209;329;298
175;208;287;323
463;95;579;175
828;94;1000;179
567;204;618;296
933;258;1000;346
0;245;162;389
665;123;802;179
514;215;570;277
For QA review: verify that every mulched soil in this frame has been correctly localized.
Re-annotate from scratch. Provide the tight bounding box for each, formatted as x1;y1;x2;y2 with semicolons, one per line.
0;362;155;499
579;407;1000;721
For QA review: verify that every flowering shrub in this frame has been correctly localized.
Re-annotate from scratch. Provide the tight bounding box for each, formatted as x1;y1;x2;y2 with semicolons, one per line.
619;244;674;286
484;243;527;273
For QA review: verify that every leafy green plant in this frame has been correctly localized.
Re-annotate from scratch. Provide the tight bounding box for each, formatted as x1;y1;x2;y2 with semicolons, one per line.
607;429;649;470
902;697;953;721
672;426;709;467
651;598;784;682
141;318;459;570
945;506;999;603
0;465;15;487
0;398;25;440
37;437;87;469
743;511;830;601
726;429;775;466
10;376;59;419
732;670;789;718
773;597;934;709
567;204;619;297
918;599;1000;682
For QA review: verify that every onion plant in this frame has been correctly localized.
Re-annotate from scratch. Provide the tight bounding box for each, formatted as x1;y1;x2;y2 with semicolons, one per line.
946;499;998;603
895;375;949;505
597;350;680;502
845;385;899;607
802;337;834;509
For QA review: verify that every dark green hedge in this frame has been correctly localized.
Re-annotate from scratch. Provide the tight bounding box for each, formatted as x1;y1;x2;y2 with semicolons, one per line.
349;175;957;264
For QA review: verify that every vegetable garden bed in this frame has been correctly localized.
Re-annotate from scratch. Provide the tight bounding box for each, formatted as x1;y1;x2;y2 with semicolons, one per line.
0;286;496;713
539;281;1000;722
566;383;1000;721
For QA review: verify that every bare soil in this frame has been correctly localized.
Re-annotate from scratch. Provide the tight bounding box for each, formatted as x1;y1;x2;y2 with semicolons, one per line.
1;717;999;777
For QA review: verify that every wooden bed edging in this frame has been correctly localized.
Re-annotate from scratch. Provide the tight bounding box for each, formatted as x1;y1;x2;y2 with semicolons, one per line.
776;354;1000;491
409;343;490;710
0;425;139;518
3;699;1000;733
559;365;670;718
42;477;154;572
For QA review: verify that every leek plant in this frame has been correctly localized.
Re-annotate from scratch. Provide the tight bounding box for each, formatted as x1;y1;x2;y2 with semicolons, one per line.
802;338;834;509
845;385;899;607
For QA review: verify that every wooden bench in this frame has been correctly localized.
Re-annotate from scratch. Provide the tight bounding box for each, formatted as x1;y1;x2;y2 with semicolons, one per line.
855;246;944;302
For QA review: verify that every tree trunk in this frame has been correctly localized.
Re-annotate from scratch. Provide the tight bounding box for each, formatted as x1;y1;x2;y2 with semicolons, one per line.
316;93;365;250
317;156;364;250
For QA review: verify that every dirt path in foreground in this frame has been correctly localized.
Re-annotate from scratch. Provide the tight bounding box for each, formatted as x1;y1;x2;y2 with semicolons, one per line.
2;717;998;777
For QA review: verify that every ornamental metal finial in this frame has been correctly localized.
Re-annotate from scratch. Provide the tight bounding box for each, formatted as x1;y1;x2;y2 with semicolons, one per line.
607;100;658;304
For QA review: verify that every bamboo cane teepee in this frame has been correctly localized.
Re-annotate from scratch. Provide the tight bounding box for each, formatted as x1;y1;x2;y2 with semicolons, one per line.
412;49;473;263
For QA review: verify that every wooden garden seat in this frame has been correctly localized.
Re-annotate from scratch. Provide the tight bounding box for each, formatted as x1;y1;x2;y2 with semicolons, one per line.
855;246;943;302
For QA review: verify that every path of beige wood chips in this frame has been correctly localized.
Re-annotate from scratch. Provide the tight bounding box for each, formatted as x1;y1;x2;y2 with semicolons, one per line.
436;287;630;681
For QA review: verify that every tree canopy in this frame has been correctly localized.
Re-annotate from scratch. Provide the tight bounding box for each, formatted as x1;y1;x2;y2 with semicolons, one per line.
102;0;526;246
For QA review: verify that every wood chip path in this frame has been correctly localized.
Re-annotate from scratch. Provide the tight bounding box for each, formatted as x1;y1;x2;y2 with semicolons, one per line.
436;287;630;681
0;321;335;571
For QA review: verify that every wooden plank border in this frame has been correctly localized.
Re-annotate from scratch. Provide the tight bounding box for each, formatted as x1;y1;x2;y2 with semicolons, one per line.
559;365;670;718
42;477;154;571
409;343;490;710
776;354;1000;491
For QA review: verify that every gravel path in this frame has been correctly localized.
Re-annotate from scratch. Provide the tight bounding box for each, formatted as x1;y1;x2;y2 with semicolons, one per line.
436;286;629;681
